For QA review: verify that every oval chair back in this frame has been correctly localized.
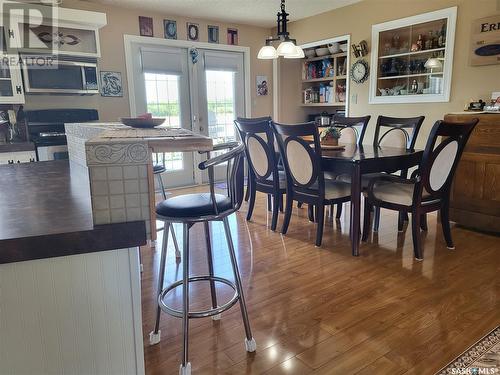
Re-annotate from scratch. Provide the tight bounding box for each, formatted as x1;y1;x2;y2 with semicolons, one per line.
373;115;425;150
332;115;371;145
234;117;279;190
414;118;479;205
272;121;325;203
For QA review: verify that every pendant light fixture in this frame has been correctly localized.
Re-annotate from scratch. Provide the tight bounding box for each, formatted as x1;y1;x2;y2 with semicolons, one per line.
257;0;304;59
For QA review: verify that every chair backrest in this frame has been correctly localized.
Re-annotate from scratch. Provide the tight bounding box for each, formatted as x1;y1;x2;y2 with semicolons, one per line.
415;119;478;202
373;115;425;150
332;114;371;145
234;117;280;188
198;142;245;215
272;121;325;199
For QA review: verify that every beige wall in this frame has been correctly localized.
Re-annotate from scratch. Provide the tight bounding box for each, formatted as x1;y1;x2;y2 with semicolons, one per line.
24;0;274;121
280;0;500;148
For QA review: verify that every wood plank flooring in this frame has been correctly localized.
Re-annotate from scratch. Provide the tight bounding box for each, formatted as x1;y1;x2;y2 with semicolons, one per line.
140;188;499;375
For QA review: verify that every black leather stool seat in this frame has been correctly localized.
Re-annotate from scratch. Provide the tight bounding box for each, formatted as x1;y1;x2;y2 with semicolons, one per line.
156;193;233;218
153;164;166;174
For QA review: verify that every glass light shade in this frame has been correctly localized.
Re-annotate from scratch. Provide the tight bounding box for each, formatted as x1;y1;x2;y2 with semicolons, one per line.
258;45;278;59
276;41;297;56
284;45;305;59
424;58;442;70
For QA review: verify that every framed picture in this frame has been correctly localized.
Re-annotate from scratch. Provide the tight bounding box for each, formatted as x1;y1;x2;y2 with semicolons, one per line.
256;75;268;96
164;19;177;39
208;25;219;43
470;15;500;66
139;16;153;37
100;71;123;97
187;23;199;42
227;28;238;45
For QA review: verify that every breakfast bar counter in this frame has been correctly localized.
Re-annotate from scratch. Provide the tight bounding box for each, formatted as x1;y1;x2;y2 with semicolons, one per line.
0;160;147;374
65;122;213;240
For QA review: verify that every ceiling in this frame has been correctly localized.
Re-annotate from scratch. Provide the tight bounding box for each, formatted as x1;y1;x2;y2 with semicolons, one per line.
81;0;363;28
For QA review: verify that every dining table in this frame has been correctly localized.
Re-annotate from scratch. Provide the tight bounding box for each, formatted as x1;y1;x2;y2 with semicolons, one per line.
320;143;423;256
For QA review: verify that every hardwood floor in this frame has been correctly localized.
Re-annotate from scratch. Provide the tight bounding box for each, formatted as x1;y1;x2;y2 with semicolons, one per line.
141;188;499;375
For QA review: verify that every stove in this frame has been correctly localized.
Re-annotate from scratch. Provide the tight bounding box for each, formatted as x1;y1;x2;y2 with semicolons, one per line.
26;109;99;161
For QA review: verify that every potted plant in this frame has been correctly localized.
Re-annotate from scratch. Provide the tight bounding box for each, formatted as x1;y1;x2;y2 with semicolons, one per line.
320;126;342;146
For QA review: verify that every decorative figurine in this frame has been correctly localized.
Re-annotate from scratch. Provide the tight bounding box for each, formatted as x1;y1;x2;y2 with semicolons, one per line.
416;34;424;51
410;79;418;93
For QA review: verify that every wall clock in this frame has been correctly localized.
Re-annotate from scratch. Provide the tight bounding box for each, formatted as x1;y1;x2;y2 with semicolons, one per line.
351;59;369;84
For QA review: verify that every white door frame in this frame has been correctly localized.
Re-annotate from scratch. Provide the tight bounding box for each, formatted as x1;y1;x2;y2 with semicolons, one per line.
123;35;251;186
273;34;351;120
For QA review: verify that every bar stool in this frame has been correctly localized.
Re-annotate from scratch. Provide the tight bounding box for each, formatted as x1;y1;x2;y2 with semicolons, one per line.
149;142;256;375
153;159;180;257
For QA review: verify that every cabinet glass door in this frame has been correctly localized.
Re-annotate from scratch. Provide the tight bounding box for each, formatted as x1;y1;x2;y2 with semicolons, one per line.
0;26;24;103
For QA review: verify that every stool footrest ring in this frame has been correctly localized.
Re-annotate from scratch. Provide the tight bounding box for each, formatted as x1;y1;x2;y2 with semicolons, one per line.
158;275;239;319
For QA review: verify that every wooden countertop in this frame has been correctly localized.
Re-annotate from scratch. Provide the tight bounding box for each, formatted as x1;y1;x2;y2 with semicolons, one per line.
0;160;146;264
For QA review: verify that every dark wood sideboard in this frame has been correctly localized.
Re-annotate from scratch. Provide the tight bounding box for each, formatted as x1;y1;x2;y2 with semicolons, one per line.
444;113;500;233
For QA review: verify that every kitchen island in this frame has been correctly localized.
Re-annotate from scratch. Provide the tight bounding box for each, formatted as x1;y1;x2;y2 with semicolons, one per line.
65;122;213;240
0;161;147;374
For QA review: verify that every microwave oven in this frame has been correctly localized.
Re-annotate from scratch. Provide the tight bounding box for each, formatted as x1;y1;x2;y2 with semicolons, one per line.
20;55;99;95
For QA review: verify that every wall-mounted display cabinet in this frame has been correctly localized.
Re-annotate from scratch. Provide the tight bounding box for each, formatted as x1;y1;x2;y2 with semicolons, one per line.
369;7;457;104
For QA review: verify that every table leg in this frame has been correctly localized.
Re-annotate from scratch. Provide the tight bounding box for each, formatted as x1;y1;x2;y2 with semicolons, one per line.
350;164;361;256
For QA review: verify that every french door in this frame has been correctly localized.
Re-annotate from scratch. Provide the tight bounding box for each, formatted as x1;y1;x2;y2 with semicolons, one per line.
129;41;245;188
194;49;245;182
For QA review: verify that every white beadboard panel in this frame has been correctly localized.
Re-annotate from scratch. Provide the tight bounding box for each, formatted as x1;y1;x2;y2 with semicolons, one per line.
0;248;144;375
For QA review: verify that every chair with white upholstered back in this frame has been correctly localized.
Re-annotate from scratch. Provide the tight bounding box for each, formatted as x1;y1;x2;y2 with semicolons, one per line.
272;121;351;246
362;118;479;260
235;117;285;231
368;115;425;232
328;115;371;219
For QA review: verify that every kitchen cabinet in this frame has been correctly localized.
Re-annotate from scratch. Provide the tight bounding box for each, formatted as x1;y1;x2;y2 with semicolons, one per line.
0;26;25;104
0;150;36;164
369;7;457;104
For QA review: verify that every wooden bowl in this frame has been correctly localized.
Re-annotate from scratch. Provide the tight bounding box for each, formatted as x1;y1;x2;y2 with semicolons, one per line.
120;117;165;128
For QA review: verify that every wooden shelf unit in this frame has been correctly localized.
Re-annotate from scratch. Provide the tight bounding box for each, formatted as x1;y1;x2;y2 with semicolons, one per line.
301;102;346;107
302;48;348;106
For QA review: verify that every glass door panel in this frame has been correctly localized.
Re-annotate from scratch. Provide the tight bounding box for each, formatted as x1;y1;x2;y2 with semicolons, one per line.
145;72;184;174
130;44;194;188
196;49;245;182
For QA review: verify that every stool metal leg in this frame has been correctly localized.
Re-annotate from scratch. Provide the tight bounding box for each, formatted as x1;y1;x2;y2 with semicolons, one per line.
156;173;167;200
204;222;220;320
180;223;191;374
149;221;170;345
171;223;181;259
222;217;256;353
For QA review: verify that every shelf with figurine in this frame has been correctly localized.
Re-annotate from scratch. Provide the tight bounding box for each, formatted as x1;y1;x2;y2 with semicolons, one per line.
369;7;457;104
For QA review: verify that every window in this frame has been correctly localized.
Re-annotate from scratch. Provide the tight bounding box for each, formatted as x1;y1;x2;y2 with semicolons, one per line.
145;72;183;171
205;70;236;145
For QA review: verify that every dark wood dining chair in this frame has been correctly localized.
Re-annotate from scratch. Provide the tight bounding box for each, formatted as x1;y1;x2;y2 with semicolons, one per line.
272;121;351;246
238;116;274;203
366;115;425;231
235;117;285;231
362;118;479;260
328;115;371;219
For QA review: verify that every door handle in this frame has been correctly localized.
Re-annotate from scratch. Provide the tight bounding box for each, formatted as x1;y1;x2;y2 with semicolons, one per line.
199;126;204;132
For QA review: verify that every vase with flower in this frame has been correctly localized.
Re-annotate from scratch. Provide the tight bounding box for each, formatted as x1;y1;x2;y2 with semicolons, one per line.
320;126;342;146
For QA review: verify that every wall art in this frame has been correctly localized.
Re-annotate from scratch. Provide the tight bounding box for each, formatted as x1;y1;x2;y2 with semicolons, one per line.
100;71;123;97
164;19;177;39
139;16;153;37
